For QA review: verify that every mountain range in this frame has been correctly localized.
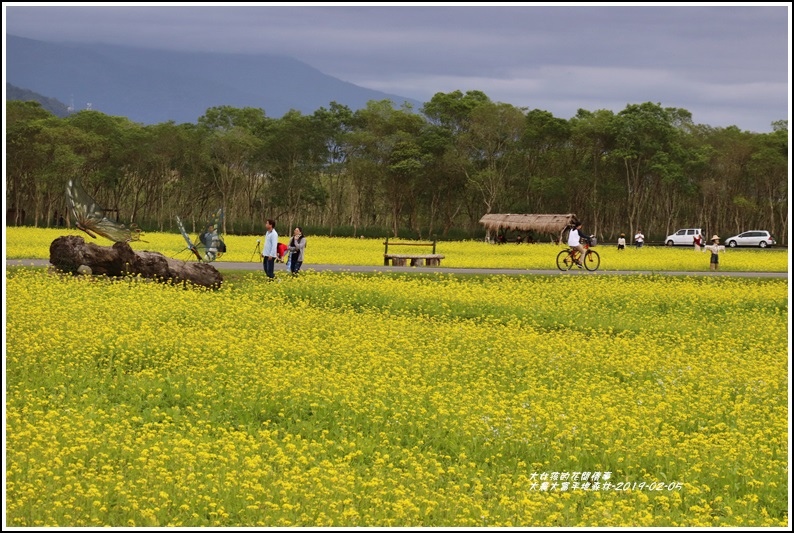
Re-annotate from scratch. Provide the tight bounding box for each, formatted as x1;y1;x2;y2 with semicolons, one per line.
6;34;424;125
7;82;71;118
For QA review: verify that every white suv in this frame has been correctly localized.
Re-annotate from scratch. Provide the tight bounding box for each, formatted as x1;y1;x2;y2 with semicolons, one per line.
724;231;776;248
664;228;703;246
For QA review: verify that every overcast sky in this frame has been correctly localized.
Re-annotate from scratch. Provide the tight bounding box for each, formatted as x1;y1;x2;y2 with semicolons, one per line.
3;3;791;133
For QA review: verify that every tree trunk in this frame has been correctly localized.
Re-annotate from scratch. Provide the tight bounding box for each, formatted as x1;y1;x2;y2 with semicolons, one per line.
49;236;223;289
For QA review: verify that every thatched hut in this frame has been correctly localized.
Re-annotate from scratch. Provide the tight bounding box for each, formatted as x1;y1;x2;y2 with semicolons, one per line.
479;213;578;242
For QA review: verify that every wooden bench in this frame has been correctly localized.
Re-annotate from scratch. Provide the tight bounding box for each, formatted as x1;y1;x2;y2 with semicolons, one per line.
383;238;445;267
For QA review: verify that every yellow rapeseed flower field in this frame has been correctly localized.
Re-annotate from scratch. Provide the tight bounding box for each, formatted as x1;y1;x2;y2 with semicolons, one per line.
5;227;789;272
5;267;788;526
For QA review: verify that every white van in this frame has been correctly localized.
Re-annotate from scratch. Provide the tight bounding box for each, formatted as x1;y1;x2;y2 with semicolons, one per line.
664;228;703;246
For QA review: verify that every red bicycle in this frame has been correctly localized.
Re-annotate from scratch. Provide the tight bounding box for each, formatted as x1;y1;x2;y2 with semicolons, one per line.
556;241;600;271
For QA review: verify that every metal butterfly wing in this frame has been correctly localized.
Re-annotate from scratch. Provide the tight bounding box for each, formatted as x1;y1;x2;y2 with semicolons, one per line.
65;179;142;242
175;208;225;262
175;215;203;261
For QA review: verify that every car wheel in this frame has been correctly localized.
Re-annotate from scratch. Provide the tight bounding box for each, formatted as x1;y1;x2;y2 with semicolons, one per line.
728;241;737;248
759;241;768;248
666;240;674;246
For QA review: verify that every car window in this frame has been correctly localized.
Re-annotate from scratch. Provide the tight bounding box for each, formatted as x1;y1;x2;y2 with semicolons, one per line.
676;230;686;235
686;230;695;235
739;232;749;238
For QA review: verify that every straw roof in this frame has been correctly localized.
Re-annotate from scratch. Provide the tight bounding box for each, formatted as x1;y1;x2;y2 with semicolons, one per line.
479;213;578;233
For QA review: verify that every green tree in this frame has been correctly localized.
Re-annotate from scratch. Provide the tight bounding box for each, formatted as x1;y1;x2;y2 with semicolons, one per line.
33;118;90;227
458;101;525;217
421;91;492;235
198;106;267;233
522;109;576;222
612;102;684;238
747;123;788;244
347;100;426;236
261;109;329;233
6;101;53;225
311;102;354;234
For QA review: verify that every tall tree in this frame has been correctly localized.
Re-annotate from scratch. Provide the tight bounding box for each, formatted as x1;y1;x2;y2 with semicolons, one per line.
522;109;576;220
347;100;425;236
6;101;53;225
421;91;492;234
262;109;329;233
311;102;354;234
612;102;682;237
198;106;267;233
458;101;525;217
747;122;788;243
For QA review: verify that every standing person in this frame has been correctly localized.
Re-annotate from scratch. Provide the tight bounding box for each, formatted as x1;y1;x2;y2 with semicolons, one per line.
202;224;220;262
617;233;626;251
288;226;307;274
693;232;703;251
702;234;726;271
567;221;588;267
634;229;645;248
262;219;278;279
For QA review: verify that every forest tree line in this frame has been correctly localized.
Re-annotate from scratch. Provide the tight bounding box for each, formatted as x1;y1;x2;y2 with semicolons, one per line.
5;91;789;243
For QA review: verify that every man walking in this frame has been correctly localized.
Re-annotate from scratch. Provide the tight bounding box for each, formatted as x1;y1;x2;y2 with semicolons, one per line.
262;219;278;279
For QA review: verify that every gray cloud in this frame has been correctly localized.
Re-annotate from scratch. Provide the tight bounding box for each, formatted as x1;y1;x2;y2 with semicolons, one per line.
4;4;789;132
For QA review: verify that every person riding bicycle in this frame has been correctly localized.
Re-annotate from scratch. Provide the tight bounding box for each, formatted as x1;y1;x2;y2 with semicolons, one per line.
567;221;589;267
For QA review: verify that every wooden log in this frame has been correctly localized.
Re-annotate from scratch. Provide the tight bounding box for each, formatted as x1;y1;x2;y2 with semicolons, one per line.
49;235;223;289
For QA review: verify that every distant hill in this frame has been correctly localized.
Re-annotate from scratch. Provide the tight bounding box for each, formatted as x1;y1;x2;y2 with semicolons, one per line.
6;34;423;125
6;82;71;118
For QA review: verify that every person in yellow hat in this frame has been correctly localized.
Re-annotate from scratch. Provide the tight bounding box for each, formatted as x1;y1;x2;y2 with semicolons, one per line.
702;235;726;271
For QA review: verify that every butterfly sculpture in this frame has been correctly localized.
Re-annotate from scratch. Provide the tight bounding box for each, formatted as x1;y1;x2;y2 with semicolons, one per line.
65;179;142;242
175;208;226;262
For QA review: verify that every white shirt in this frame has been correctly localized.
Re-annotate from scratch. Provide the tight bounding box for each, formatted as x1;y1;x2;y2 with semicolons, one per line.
264;228;278;257
568;228;584;247
634;232;644;242
618;237;626;246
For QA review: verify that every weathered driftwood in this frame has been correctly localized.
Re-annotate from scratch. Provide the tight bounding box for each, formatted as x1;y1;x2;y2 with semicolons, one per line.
49;235;223;289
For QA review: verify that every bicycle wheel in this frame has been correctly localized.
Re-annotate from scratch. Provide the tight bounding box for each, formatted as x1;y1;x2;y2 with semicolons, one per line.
584;249;600;271
556;250;574;271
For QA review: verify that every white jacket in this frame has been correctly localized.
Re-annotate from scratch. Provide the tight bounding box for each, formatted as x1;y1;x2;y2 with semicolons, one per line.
263;229;278;257
568;229;585;247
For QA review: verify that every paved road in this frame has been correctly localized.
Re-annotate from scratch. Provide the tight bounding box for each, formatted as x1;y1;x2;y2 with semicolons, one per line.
6;259;789;278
